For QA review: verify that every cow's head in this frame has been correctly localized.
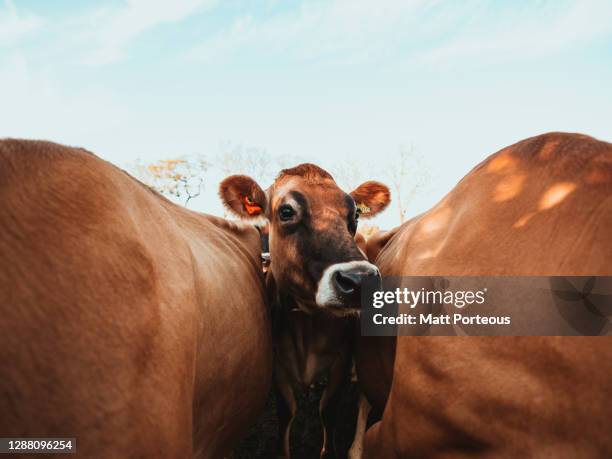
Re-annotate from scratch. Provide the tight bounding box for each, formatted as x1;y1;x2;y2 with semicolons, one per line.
220;164;390;315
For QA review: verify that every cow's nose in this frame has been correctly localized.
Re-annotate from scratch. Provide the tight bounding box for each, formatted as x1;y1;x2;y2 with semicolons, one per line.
333;270;363;295
316;261;381;308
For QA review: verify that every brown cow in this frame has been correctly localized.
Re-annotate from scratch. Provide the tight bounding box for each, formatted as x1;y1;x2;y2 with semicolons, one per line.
0;139;273;458
359;132;612;457
219;164;390;458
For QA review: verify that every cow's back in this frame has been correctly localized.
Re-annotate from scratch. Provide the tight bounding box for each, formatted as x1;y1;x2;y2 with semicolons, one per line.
0;140;272;458
376;132;611;276
363;133;612;458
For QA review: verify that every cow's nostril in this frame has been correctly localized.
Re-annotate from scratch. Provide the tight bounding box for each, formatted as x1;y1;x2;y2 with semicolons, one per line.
334;271;361;294
317;262;381;308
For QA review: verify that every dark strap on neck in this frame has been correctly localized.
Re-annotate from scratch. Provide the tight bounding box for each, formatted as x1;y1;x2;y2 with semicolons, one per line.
256;225;270;272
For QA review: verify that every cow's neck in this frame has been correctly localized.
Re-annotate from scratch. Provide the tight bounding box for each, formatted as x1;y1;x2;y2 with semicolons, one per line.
269;276;353;388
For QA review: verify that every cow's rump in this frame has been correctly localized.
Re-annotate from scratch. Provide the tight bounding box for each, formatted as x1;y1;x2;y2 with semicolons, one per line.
0;140;272;458
361;132;612;458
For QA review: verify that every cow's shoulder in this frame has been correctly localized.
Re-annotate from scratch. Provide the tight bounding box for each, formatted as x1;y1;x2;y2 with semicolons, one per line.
366;228;397;263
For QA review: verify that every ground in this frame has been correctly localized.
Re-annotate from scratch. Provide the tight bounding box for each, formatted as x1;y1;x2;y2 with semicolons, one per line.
234;382;360;459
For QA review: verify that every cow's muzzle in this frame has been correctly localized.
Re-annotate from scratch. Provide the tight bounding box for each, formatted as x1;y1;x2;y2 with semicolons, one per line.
315;261;381;309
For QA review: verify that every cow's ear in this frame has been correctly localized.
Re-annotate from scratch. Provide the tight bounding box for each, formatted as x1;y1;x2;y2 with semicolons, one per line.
350;181;390;218
219;175;267;219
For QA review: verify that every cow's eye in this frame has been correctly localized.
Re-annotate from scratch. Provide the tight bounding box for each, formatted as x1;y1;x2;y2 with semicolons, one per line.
279;205;296;221
348;209;359;235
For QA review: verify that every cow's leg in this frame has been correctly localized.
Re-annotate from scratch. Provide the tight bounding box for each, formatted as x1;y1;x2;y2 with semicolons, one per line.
280;399;296;458
319;384;344;458
348;394;371;459
274;369;297;458
319;355;352;459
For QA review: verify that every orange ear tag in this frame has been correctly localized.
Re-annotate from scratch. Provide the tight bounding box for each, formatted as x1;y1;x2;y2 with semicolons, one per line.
242;196;262;216
357;203;371;214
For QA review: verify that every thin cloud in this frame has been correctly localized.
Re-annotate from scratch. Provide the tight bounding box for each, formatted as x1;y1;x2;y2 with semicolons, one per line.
1;0;216;65
187;0;435;63
417;0;612;64
81;0;216;65
0;0;43;46
187;0;612;65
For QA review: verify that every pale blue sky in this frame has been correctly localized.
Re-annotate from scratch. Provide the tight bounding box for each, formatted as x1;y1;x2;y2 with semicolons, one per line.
1;0;611;227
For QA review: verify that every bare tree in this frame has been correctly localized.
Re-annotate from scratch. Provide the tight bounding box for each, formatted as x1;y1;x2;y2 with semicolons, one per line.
331;146;430;225
330;159;376;191
216;141;276;185
387;145;430;224
132;155;209;206
219;141;311;181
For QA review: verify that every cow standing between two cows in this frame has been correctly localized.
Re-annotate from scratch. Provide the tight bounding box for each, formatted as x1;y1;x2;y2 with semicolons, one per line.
0;132;611;458
219;164;390;458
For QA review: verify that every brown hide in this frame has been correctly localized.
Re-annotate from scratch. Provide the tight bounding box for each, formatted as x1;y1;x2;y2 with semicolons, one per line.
361;132;612;458
220;164;390;458
355;229;400;416
0;140;273;458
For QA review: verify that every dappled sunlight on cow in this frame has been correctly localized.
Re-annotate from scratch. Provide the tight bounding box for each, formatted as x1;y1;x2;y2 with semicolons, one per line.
513;211;536;228
536;139;561;160
415;205;452;236
359;132;612;458
512;181;578;229
538;181;577;210
485;149;516;173
493;173;526;202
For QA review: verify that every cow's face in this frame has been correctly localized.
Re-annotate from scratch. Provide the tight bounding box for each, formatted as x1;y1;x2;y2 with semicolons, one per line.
220;164;390;315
